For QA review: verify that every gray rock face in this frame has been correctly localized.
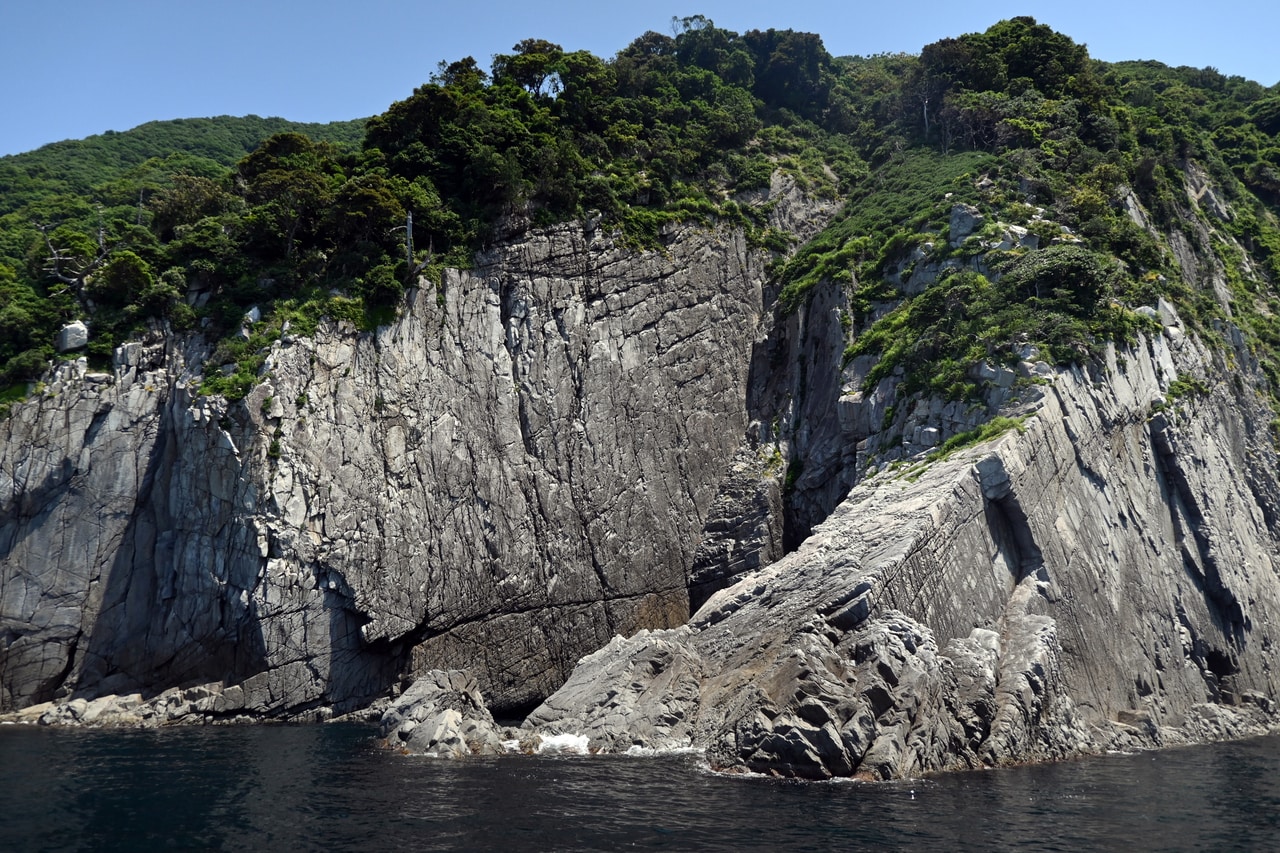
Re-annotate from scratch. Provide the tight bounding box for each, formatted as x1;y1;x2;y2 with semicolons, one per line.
0;216;783;717
265;221;772;713
56;321;88;352
524;327;1280;777
0;343;314;714
379;670;506;756
949;204;985;245
688;451;786;611
3;173;1279;782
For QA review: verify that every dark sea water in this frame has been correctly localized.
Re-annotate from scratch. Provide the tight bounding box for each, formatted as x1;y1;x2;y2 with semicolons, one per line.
1;723;1278;852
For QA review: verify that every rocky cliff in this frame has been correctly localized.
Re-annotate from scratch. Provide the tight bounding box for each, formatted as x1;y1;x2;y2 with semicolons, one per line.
504;170;1280;777
1;193;822;718
525;313;1280;777
375;296;1280;777
4;167;1280;781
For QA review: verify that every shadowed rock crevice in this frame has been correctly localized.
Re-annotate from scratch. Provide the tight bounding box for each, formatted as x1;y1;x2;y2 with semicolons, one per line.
984;492;1045;586
76;395;270;702
506;326;1280;778
688;277;856;609
1150;412;1248;644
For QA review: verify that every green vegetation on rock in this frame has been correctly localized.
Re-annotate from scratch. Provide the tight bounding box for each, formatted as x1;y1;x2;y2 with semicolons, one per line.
932;415;1028;459
0;14;1278;420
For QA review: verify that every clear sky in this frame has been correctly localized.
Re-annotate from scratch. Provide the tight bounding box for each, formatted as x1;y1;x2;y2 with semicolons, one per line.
1;0;1276;158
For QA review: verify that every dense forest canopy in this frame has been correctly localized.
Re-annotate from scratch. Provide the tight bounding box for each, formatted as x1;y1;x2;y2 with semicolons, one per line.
2;16;1279;413
0;116;367;217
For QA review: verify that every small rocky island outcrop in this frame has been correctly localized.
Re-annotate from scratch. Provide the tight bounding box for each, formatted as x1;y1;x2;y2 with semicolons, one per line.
4;18;1280;779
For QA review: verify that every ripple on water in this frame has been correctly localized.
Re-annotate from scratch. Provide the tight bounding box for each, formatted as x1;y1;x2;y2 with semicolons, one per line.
1;724;1277;852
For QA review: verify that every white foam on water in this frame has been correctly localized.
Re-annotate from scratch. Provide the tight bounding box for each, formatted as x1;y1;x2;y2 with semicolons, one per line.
623;744;704;757
536;732;591;755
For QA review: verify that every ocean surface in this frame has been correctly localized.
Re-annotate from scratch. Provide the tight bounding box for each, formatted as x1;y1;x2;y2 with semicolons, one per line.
1;722;1278;852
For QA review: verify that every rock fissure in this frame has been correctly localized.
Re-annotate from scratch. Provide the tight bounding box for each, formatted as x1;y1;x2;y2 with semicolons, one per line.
5;169;1280;780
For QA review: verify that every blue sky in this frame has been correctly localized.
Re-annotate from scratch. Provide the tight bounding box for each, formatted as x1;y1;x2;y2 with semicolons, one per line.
1;0;1276;158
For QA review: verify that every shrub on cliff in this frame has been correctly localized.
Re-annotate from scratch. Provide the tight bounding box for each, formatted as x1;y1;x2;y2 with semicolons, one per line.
848;246;1156;401
1;16;1278;412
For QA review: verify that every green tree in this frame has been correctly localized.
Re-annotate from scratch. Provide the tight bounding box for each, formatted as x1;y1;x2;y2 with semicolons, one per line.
90;249;154;309
149;174;240;241
493;39;566;97
239;133;341;266
743;29;831;119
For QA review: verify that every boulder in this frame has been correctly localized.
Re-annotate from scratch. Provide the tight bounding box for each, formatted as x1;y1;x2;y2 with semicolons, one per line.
380;671;506;756
56;321;88;352
949;204;985;246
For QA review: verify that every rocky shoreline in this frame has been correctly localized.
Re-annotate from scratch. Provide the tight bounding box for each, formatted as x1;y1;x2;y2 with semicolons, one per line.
8;305;1280;780
0;681;376;728
6;169;1280;781
12;661;1272;785
11;309;1280;780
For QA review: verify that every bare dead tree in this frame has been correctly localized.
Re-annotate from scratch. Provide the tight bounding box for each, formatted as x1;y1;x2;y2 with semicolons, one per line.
405;210;414;268
34;214;116;310
392;212;436;284
406;235;435;283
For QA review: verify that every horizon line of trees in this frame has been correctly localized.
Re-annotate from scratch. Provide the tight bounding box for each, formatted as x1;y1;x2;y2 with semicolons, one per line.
1;15;1278;401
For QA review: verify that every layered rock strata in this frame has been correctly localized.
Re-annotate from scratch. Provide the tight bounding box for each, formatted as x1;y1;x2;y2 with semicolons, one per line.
4;175;1280;783
522;318;1280;777
0;218;780;717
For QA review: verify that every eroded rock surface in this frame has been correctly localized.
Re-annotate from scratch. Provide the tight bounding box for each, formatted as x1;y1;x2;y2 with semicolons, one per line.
379;670;507;756
0;215;785;718
523;324;1280;777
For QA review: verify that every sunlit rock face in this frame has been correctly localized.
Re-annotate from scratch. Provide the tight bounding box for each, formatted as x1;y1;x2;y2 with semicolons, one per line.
0;214;788;717
4;175;1280;781
525;325;1280;777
